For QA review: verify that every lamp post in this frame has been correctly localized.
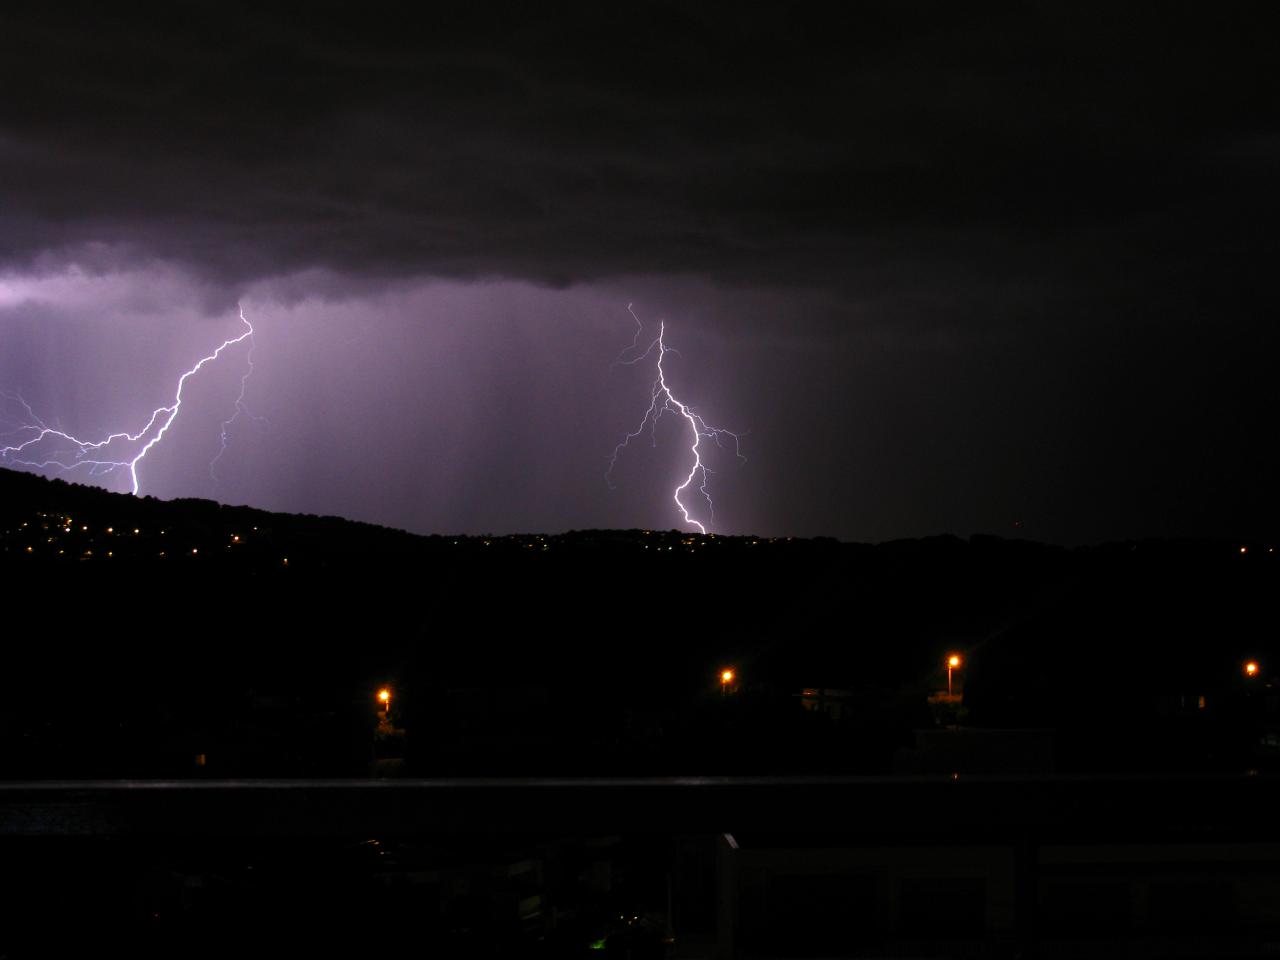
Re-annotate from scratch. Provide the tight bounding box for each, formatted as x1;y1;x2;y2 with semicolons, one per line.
377;687;391;717
720;669;735;696
947;655;962;699
1245;661;1260;678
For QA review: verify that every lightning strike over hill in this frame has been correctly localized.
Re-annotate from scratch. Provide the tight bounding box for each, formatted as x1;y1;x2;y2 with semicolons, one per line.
608;304;744;534
1;306;258;496
209;319;266;489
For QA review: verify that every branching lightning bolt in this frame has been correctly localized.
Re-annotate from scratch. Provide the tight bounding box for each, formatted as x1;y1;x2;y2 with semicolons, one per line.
1;306;259;496
607;303;744;534
209;315;266;488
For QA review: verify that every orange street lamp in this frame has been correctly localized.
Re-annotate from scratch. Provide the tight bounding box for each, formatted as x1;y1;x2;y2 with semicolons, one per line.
1245;661;1260;678
720;669;735;695
377;688;391;714
947;654;962;698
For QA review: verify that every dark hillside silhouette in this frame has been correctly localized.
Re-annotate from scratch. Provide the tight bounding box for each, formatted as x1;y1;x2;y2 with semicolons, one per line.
1;467;1276;778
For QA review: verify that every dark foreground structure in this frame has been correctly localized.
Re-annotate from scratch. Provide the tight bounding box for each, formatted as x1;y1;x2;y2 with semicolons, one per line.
3;775;1280;958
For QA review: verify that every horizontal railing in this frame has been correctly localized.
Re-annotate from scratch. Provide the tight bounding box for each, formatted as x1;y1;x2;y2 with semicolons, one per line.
2;773;1278;840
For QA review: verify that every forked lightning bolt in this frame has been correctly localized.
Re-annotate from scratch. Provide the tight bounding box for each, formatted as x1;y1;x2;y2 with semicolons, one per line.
1;306;258;495
607;304;744;534
209;317;265;487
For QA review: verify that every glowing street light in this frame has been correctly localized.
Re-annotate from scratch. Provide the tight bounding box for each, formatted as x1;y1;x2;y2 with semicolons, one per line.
947;654;962;698
720;668;735;695
377;688;391;714
1245;661;1260;678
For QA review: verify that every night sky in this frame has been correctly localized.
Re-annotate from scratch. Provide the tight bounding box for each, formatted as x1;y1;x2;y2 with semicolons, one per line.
1;3;1276;543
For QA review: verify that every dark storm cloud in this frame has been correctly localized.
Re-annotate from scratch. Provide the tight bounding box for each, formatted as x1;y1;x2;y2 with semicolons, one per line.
2;2;1276;308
